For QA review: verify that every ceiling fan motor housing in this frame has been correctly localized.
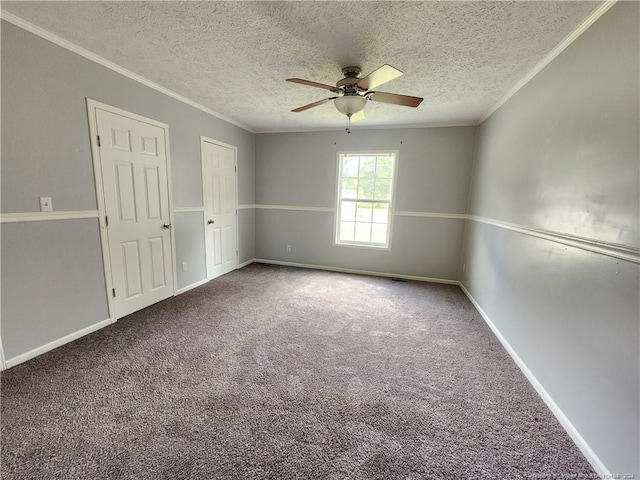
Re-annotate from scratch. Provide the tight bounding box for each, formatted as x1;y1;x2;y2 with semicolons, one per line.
337;66;364;95
287;63;422;115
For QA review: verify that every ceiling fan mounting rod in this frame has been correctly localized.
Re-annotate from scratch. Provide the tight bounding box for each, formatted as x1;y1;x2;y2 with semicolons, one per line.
341;66;362;78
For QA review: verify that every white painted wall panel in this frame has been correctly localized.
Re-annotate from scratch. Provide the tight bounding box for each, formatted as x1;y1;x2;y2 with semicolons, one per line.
173;212;207;289
468;5;639;249
256;127;476;213
256;210;465;280
463;2;640;475
255;127;476;278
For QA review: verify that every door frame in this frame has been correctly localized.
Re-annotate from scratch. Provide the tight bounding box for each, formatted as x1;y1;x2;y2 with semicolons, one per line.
0;338;6;371
200;135;240;280
87;99;177;322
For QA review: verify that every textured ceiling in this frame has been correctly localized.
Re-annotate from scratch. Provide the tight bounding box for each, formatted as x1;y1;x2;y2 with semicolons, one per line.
2;1;600;132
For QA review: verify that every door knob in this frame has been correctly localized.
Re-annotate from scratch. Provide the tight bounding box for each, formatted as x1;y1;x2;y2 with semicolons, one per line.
162;223;171;229
207;220;215;224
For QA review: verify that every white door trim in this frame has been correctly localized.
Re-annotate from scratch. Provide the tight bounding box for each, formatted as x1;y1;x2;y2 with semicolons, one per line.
87;99;177;322
0;337;6;371
200;136;239;280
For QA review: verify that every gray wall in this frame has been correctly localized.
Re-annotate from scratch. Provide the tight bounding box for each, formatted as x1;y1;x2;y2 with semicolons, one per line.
462;2;639;476
1;220;109;359
1;20;255;360
255;127;477;279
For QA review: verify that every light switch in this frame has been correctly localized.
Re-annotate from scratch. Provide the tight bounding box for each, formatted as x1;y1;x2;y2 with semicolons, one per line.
39;196;53;212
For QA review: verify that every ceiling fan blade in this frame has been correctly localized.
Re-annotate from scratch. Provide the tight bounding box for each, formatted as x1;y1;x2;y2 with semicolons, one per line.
291;97;338;113
286;78;339;92
356;64;403;90
351;110;365;122
369;91;423;108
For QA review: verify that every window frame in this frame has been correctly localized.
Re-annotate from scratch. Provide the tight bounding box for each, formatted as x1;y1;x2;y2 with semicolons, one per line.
333;150;399;250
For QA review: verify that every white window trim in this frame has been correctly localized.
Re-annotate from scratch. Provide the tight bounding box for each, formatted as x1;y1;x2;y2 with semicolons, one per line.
333;150;400;251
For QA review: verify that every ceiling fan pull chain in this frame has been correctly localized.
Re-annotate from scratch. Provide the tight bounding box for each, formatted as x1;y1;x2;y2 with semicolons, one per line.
345;114;352;134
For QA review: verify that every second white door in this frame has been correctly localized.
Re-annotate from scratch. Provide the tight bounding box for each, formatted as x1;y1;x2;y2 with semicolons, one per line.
202;139;238;280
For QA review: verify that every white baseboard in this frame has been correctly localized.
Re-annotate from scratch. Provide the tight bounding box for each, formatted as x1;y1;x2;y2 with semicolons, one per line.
252;258;459;285
457;282;611;478
3;318;114;369
176;261;257;292
175;277;209;295
238;258;255;268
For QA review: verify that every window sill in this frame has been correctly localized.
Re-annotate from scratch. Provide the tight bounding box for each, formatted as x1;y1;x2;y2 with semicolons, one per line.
333;241;391;251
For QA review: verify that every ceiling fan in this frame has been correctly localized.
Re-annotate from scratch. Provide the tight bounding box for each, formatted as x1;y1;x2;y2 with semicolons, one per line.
287;64;423;131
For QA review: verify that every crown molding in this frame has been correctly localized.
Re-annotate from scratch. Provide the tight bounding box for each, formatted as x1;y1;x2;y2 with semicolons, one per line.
1;1;617;135
0;10;255;133
480;0;617;123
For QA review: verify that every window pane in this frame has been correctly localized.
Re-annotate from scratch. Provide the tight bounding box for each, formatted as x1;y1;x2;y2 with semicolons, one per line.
371;223;388;244
342;156;359;177
374;178;392;200
356;202;373;222
339;222;355;241
372;203;389;223
336;152;396;248
376;156;394;178
357;179;374;199
360;157;376;178
355;222;372;242
341;178;358;199
340;201;356;221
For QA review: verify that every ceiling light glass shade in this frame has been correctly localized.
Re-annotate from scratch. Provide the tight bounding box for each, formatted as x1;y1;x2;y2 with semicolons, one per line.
334;95;367;116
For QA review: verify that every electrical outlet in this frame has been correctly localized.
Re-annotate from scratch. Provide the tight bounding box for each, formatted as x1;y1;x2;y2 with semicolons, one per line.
39;196;53;212
182;262;188;272
286;245;291;252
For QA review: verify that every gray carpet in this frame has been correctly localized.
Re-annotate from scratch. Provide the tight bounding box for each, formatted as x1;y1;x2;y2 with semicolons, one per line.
2;264;595;479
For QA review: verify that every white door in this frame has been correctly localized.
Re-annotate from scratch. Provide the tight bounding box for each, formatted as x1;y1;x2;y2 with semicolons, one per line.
202;140;238;280
95;107;174;319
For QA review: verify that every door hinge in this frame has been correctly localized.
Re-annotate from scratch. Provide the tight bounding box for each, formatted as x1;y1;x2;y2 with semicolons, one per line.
236;250;239;256
105;215;109;227
112;288;116;298
235;165;237;172
236;209;238;215
97;135;101;147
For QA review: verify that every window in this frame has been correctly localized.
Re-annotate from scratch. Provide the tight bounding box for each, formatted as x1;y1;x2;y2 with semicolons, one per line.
335;151;398;248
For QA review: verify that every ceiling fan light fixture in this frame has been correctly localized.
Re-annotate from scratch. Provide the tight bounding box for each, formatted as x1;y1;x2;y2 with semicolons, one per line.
288;64;422;122
334;95;367;116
